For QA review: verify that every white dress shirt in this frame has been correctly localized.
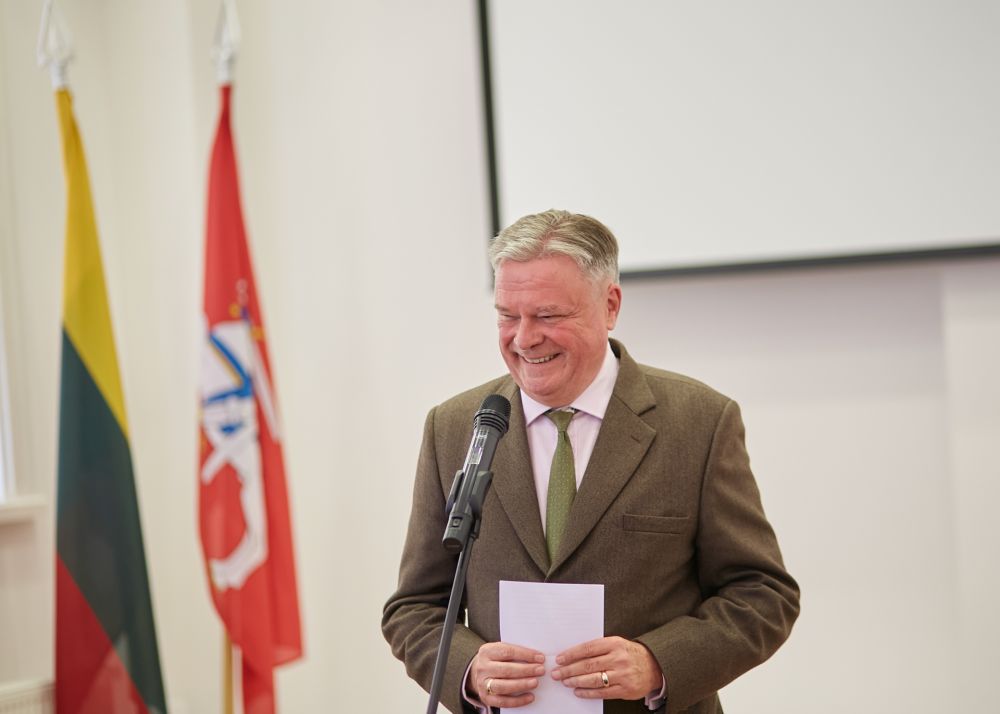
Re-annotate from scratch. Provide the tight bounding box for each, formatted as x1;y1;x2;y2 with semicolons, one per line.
521;342;619;533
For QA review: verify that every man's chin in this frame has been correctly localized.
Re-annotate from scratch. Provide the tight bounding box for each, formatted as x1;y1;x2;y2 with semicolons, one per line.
517;381;569;408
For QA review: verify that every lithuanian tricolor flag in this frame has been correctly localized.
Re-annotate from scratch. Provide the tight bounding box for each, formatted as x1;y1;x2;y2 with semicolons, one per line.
54;88;167;713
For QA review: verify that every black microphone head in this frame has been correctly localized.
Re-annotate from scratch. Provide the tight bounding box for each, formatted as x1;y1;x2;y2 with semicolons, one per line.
475;394;511;435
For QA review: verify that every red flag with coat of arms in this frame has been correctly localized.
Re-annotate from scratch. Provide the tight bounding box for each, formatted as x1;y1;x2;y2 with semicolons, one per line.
199;83;303;713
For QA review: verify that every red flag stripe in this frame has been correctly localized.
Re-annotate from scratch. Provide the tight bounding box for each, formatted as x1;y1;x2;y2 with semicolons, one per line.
56;558;151;714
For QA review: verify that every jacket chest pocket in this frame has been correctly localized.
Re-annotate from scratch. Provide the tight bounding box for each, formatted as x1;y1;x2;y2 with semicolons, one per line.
622;513;690;535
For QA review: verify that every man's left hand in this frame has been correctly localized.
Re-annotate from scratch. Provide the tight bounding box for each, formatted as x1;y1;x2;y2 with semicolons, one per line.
551;636;662;701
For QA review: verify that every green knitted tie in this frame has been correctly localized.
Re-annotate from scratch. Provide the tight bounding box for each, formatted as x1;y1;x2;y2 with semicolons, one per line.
545;409;577;562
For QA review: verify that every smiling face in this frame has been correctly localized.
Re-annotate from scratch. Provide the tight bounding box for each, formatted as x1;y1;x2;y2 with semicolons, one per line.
495;254;622;407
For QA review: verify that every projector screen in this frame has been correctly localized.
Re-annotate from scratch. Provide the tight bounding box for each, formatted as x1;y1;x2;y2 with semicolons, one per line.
485;0;1000;274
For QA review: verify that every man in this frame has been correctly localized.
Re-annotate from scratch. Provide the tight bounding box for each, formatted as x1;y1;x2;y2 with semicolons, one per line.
383;210;799;713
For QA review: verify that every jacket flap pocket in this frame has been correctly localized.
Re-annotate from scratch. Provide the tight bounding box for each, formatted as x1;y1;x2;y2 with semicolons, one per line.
622;513;689;534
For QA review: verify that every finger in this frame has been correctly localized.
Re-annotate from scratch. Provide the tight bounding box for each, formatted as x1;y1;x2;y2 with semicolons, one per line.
481;641;546;664
484;690;536;709
551;653;612;682
484;661;547;681
573;683;622;700
562;670;620;700
483;675;542;697
556;636;616;666
555;664;613;689
481;676;541;709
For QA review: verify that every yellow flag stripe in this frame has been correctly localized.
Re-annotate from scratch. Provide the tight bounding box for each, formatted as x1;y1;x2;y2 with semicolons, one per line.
56;90;129;440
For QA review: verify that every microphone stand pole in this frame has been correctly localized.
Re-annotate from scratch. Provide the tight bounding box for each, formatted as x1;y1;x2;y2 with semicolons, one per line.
425;467;494;714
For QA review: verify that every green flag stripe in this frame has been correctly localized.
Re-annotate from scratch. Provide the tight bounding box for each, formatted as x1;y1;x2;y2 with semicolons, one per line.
57;329;167;712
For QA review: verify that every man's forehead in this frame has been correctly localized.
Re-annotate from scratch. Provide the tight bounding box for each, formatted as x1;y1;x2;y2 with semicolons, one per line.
493;297;567;311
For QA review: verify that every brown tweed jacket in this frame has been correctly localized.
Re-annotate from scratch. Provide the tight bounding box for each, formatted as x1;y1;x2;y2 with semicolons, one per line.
383;340;799;713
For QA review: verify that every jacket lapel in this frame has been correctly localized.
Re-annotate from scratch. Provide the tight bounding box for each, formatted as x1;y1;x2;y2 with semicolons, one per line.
549;341;657;573
491;378;551;573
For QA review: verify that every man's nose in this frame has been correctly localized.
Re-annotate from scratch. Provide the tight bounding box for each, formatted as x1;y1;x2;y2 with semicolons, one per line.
514;318;543;350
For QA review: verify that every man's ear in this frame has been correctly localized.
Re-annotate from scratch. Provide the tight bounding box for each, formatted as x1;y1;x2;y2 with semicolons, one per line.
606;283;622;330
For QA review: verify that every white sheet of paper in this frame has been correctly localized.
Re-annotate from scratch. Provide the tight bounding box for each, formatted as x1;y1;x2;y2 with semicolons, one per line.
498;580;604;714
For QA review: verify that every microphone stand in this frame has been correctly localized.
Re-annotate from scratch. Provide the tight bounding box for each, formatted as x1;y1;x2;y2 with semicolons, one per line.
426;466;494;714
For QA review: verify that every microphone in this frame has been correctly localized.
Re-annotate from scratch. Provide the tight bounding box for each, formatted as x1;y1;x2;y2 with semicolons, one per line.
442;394;511;553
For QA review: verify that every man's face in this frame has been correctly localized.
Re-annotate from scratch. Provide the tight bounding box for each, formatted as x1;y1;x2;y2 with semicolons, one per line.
495;254;621;407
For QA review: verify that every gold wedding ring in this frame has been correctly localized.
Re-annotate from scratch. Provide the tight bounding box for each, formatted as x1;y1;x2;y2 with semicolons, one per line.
600;671;610;688
485;677;494;695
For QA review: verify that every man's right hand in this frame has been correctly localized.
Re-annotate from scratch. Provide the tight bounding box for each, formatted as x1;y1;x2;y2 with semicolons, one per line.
468;642;546;709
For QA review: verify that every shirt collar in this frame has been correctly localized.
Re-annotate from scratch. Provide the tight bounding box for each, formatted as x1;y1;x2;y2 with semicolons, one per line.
521;342;620;426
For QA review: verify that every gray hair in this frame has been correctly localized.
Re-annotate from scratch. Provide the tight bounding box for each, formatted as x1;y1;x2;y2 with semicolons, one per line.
489;209;620;284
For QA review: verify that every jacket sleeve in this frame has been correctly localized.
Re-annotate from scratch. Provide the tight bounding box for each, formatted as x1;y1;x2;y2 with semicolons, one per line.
635;400;800;713
382;406;486;714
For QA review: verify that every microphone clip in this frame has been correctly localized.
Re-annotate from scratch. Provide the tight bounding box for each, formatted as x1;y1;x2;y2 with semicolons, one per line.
442;467;493;553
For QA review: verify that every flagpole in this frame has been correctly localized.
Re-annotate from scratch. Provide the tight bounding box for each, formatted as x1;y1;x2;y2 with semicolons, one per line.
214;5;241;713
223;632;234;714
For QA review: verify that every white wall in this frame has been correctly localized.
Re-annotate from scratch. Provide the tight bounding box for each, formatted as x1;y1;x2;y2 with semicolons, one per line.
617;259;1000;710
1;1;998;712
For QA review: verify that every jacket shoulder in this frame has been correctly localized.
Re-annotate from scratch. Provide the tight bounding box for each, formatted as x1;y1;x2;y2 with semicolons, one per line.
612;339;733;415
433;375;513;416
632;363;736;426
638;363;729;401
425;375;516;440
